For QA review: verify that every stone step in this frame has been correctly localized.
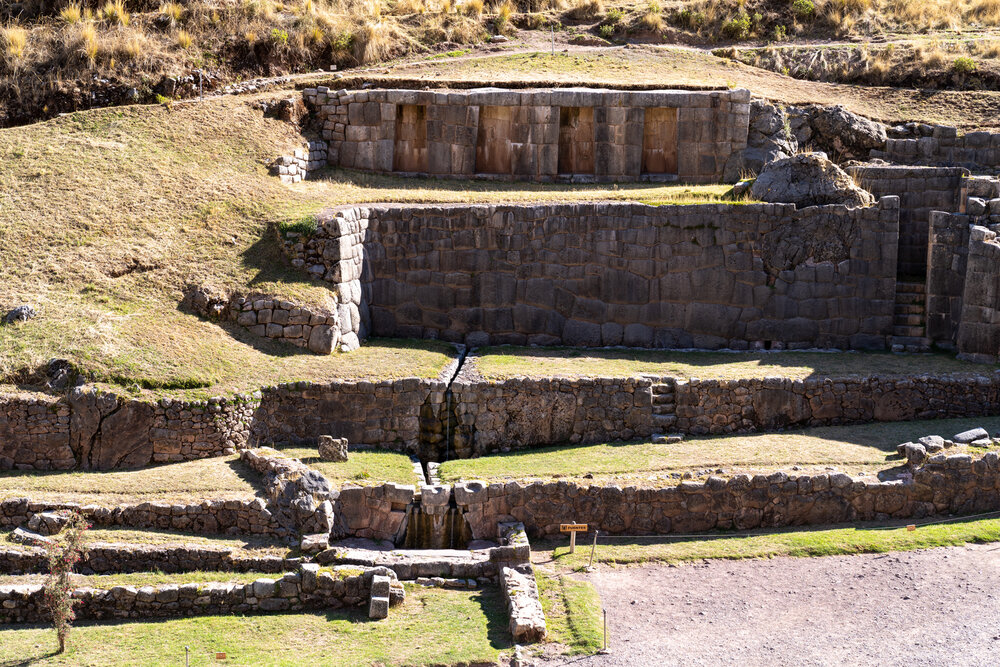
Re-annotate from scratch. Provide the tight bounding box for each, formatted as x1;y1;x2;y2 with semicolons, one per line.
893;325;926;337
894;303;924;315
894;292;925;305
896;281;926;294
652;394;675;405
891;336;931;353
650;384;674;393
894;314;925;326
652;414;677;427
653;405;675;415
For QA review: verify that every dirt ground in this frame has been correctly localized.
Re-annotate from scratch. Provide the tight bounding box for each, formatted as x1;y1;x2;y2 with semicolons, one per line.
552;544;1000;666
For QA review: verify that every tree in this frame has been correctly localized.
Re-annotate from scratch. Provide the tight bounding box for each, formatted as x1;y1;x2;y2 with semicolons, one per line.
43;512;90;654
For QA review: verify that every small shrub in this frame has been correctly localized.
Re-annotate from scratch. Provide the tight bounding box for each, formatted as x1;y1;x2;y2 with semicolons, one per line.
953;56;977;74
495;0;515;33
270;28;290;45
598;22;614;38
792;0;815;20
646;0;660;14
121;34;144;59
59;3;83;24
244;30;258;44
176;29;193;49
80;23;99;64
605;7;624;24
100;0;130;26
772;24;787;40
43;512;90;654
331;29;353;51
640;10;664;32
2;26;27;61
722;12;751;39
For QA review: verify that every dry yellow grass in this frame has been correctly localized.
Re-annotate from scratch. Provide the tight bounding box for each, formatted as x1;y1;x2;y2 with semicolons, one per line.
0;455;259;505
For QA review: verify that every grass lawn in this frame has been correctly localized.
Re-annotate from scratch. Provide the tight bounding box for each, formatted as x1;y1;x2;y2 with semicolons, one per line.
534;569;603;656
275;447;419;487
0;586;512;666
472;348;997;381
0;455;261;505
439;416;1000;484
535;516;1000;569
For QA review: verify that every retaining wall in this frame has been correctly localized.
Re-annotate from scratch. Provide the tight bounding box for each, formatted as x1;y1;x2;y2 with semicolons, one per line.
304;87;750;184
453;451;1000;538
874;126;1000;171
958;226;1000;363
0;565;380;624
846;165;967;277
289;199;900;351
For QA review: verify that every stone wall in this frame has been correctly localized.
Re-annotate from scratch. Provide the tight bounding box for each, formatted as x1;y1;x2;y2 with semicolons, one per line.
0;497;281;536
303;87;750;183
927;211;972;345
291;199;900;351
0;389;257;471
0;543;294;576
847;165;968;277
188;286;348;354
270;139;329;184
0;564;382;624
874;125;1000;171
957;226;1000;363
453;451;1000;539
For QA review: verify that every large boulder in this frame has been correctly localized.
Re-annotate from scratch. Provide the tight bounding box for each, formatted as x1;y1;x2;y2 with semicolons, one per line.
750;154;875;208
809;105;887;160
723;99;798;182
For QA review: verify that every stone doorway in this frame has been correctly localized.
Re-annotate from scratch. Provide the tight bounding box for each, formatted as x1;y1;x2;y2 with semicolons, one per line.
558;106;595;175
641;107;679;176
475;105;514;175
393;104;429;173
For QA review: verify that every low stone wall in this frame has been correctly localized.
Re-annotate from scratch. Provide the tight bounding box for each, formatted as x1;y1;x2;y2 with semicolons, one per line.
188;286;347;354
451;369;653;457
304;87;750;183
0;564;385;624
0;388;257;471
453;452;1000;539
847;165;967;277
927;211;972;345
874;125;1000;171
0;497;281;537
270;139;329;184
0;544;294;576
335;484;415;543
958;226;1000;363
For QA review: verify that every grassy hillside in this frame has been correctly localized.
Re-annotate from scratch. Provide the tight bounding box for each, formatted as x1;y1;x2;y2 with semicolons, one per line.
0;94;731;397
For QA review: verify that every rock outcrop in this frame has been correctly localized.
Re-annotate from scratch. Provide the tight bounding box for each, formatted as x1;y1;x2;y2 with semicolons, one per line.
750;154;875;208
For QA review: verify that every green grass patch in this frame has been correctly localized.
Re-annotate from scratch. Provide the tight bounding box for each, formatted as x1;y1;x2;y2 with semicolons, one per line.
472;347;996;381
277;446;419;486
535;570;603;655
537;516;1000;568
0;586;511;665
439;415;1000;484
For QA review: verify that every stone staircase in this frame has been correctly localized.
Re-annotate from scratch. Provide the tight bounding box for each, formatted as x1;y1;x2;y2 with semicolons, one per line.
650;379;677;432
891;280;931;352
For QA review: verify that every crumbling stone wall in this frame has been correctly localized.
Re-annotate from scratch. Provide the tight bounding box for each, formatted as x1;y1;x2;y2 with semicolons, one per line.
304;87;750;183
957;226;1000;363
846;165;968;277
454;452;1000;539
927;211;972;345
290;199;900;351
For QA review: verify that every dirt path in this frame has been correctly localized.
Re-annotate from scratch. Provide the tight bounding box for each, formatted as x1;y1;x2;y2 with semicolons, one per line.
553;544;1000;666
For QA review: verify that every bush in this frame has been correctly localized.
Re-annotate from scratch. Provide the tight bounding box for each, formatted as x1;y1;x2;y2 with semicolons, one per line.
270;28;290;45
100;0;130;26
792;0;815;20
953;56;977;74
2;26;27;61
43;512;90;654
605;7;624;24
59;3;83;24
598;23;614;38
722;12;751;39
176;29;193;49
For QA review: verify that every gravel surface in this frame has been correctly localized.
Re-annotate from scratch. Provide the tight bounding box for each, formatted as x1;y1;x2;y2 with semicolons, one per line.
548;545;1000;666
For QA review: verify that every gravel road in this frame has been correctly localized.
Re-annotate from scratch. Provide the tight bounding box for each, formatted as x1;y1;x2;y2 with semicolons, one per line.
547;544;1000;666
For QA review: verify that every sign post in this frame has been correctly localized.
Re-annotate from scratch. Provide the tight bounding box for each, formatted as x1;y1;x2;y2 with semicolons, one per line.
560;523;588;554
